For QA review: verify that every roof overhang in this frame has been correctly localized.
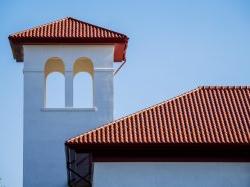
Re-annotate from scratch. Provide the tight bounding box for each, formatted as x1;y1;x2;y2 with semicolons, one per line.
8;37;128;62
66;141;250;155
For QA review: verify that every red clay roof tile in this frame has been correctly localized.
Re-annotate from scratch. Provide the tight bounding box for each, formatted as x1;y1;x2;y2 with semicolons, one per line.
9;17;128;62
67;86;250;146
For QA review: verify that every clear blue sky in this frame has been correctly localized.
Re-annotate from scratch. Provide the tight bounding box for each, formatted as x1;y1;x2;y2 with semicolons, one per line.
0;0;250;186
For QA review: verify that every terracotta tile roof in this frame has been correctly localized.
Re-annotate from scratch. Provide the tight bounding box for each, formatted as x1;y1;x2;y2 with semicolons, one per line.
9;17;127;40
67;86;250;147
9;17;128;62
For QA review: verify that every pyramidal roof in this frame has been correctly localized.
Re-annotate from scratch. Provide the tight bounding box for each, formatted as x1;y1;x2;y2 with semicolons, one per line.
66;86;250;149
9;17;128;40
9;17;128;62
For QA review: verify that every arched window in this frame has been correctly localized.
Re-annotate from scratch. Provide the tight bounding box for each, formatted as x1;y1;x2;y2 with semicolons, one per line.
74;73;93;108
44;57;65;108
46;73;65;108
73;57;94;108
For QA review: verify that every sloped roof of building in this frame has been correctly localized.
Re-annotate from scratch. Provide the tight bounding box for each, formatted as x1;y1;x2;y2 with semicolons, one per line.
66;86;250;148
9;17;128;62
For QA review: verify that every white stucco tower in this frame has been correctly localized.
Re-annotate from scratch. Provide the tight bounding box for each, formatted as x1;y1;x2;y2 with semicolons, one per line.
9;17;128;187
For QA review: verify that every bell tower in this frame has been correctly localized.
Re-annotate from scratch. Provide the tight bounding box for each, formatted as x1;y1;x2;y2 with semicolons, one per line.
9;17;128;187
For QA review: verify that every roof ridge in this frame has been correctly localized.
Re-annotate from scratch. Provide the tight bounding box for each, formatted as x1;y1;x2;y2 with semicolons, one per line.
198;86;250;90
67;86;201;143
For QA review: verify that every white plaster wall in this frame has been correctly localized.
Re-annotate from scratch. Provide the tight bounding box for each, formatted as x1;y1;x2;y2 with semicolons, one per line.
93;162;250;187
23;45;115;187
24;45;114;70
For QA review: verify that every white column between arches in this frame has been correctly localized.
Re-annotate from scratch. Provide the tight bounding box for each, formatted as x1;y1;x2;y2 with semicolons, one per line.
65;71;73;107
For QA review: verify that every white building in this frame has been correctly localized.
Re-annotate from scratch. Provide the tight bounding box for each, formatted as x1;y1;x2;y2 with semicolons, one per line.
9;17;250;187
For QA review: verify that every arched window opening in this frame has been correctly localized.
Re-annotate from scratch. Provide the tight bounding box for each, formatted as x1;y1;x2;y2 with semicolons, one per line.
73;57;94;108
44;58;65;108
46;72;65;108
74;72;93;108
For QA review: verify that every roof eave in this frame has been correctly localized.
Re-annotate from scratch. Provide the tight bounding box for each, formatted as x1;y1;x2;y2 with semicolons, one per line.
65;142;250;153
8;37;23;62
9;36;128;62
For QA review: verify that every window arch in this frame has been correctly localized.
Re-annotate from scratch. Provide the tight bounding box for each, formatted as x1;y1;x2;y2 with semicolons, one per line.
44;57;65;108
73;57;94;108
